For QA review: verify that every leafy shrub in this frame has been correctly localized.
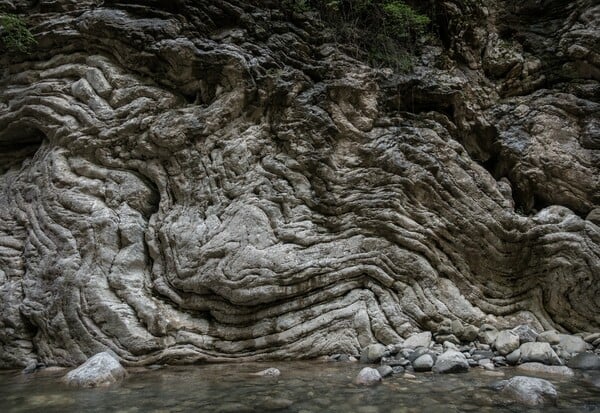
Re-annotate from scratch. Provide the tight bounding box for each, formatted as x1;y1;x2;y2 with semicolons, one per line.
0;14;36;53
281;0;431;70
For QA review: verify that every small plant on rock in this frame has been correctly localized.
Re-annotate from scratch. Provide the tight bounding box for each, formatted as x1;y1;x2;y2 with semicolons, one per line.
0;14;36;53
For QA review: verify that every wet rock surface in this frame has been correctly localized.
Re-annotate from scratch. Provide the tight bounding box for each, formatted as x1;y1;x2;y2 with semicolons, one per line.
3;361;600;412
567;353;600;370
0;0;598;367
355;367;382;386
497;376;558;407
63;352;127;388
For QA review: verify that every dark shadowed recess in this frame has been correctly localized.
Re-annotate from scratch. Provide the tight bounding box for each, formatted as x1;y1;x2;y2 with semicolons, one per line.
0;125;45;175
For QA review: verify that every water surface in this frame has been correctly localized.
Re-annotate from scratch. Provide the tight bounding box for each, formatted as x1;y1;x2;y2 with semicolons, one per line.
1;361;599;412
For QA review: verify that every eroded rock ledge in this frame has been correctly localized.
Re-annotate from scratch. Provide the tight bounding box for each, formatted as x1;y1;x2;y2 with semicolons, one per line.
0;0;598;367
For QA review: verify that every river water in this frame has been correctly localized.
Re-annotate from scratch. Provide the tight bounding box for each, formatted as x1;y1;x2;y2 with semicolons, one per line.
1;361;599;412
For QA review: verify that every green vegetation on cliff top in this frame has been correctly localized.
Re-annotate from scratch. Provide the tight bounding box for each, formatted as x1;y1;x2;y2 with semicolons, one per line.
283;0;431;70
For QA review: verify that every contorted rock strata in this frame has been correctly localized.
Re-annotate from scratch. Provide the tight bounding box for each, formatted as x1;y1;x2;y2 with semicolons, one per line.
0;0;598;367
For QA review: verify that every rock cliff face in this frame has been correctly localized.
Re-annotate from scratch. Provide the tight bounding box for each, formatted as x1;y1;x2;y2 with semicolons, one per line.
0;0;598;367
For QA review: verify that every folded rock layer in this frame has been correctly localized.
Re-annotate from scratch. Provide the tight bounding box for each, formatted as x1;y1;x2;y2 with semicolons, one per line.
0;0;598;367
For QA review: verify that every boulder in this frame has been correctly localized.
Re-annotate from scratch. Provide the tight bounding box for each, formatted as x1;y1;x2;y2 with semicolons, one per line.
478;324;499;345
406;346;430;363
435;334;460;345
537;330;560;345
519;342;562;365
63;352;127;388
494;330;520;355
413;354;435;372
511;325;539;343
499;376;558;406
557;334;589;355
403;332;432;349
461;325;479;342
517;362;574;377
355;367;382;386
376;365;394;378
567;353;600;370
432;350;469;374
451;320;464;338
254;368;281;377
584;333;600;344
506;349;521;365
361;343;387;363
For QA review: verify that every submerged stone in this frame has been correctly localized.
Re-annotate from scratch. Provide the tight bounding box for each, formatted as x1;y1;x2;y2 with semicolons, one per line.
499;376;558;407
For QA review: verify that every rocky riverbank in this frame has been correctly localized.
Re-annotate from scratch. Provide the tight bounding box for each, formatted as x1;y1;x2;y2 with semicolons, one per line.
345;324;600;375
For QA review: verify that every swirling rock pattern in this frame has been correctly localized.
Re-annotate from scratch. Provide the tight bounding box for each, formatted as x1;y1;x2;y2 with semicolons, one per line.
0;0;598;367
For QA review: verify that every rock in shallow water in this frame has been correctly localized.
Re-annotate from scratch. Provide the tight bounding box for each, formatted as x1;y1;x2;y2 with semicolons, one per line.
498;376;558;407
63;352;126;388
517;362;574;377
567;353;600;370
253;368;281;377
355;367;382;386
377;365;393;378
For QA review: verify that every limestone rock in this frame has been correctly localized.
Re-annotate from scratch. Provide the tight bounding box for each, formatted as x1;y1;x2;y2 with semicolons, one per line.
511;325;539;344
498;376;558;407
63;352;126;388
254;368;281;377
557;334;589;355
432;350;469;374
413;354;435;372
506;349;521;366
355;367;382;386
361;344;387;364
403;332;432;349
567;353;600;370
376;365;394;378
494;331;520;356
460;325;479;343
0;0;598;367
537;331;561;345
519;342;562;365
478;324;499;345
517;362;574;377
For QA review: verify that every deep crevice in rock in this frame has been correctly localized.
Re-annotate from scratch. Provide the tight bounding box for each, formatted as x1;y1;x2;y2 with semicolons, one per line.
0;126;46;175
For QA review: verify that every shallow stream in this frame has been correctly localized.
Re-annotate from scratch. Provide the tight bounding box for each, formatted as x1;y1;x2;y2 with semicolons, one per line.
1;362;599;412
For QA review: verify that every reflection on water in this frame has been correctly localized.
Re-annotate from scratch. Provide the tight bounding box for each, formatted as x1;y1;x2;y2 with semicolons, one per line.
1;362;599;412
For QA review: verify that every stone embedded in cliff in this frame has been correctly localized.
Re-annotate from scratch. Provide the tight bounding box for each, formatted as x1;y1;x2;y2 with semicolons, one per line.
63;352;126;388
403;332;432;349
0;0;598;367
